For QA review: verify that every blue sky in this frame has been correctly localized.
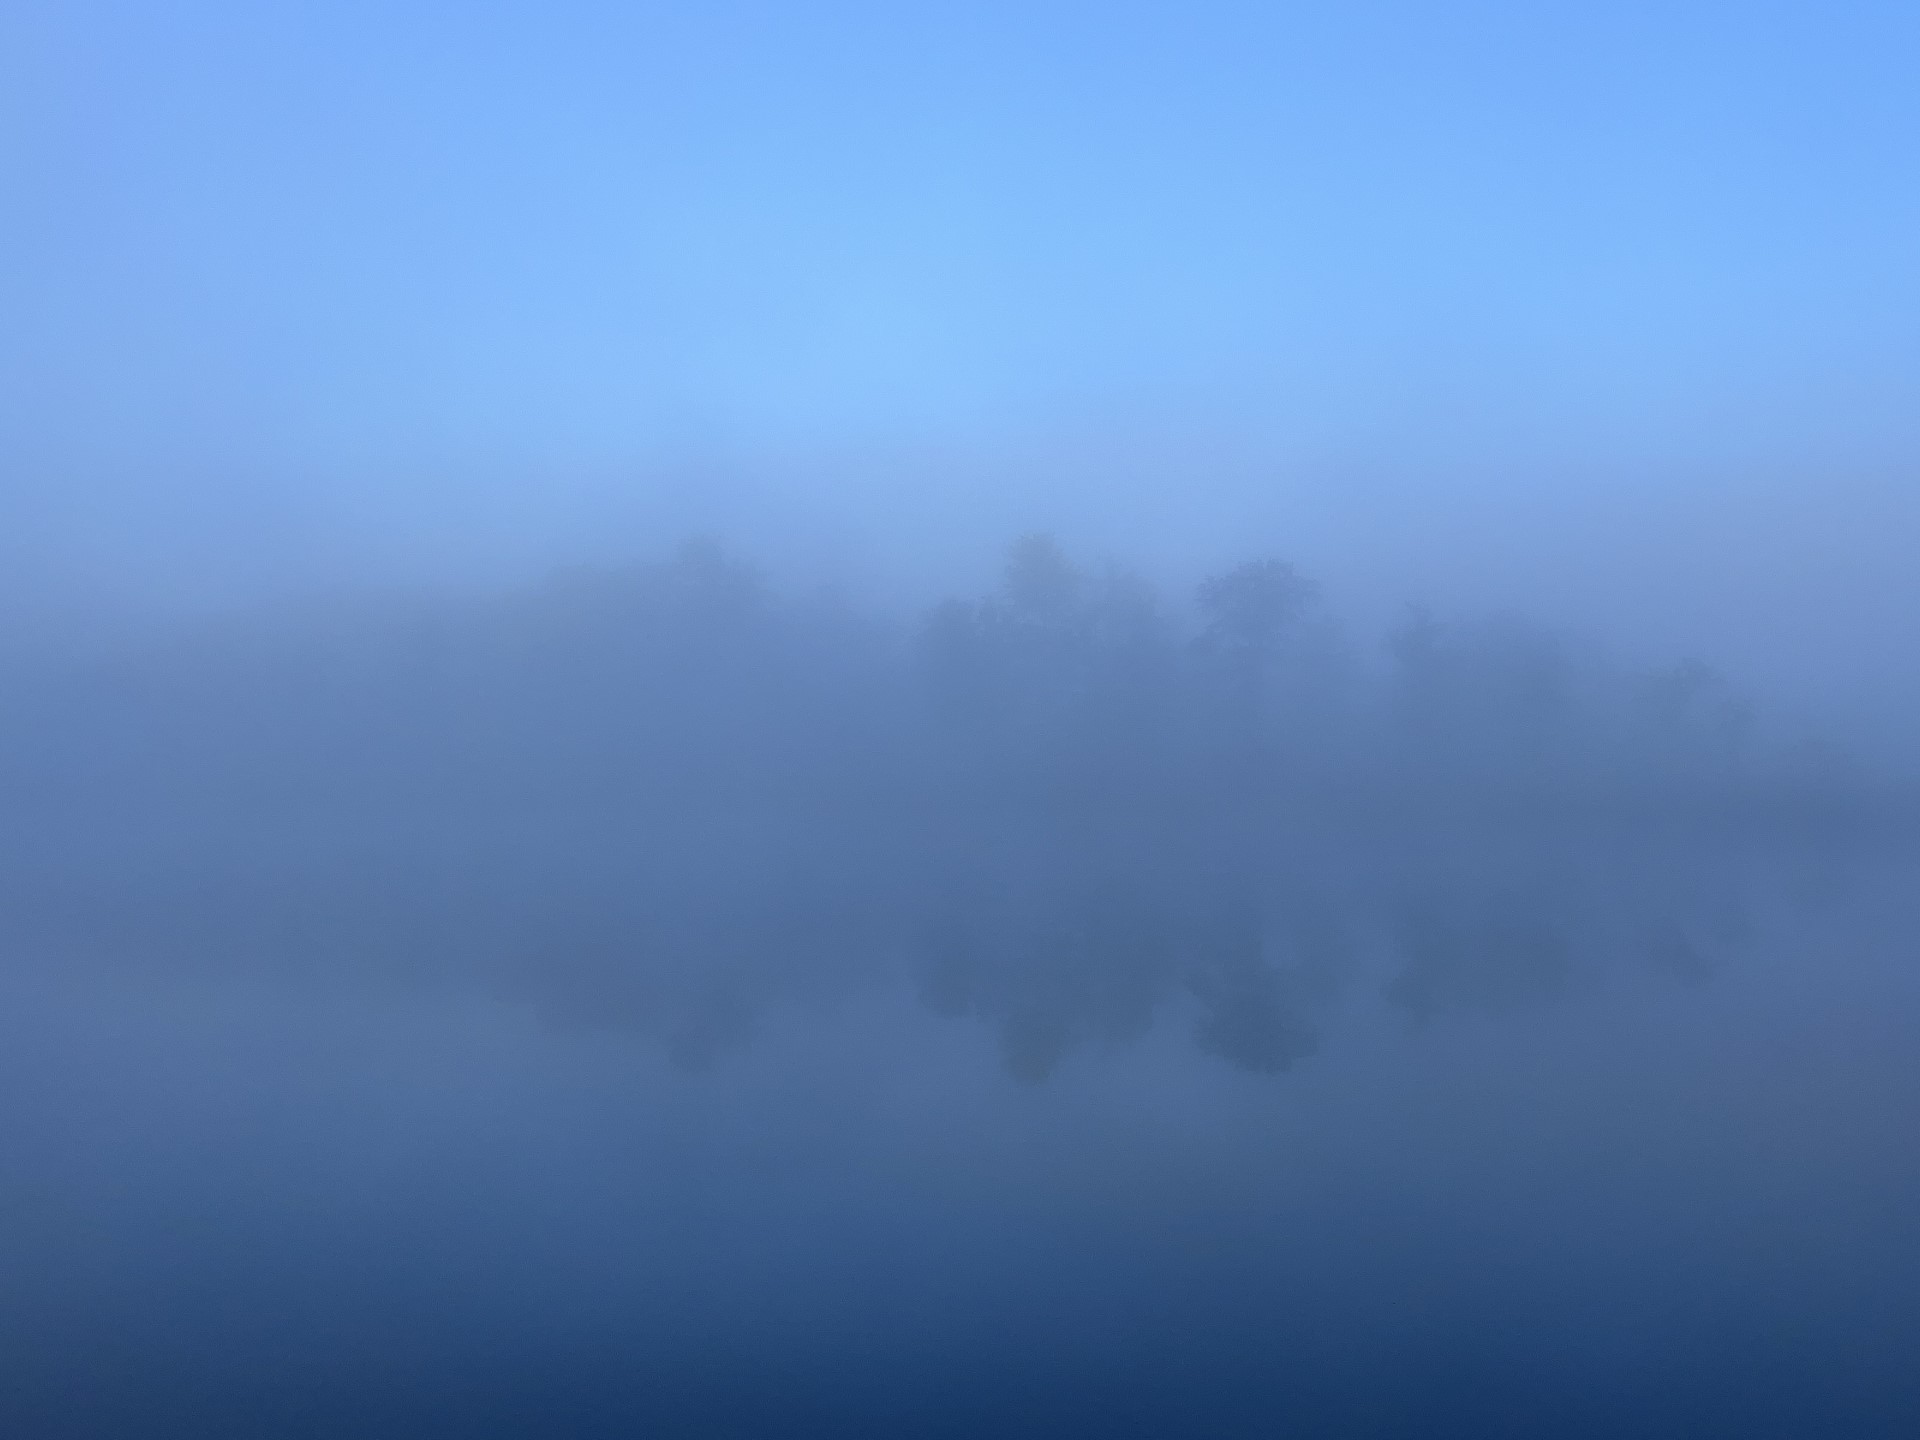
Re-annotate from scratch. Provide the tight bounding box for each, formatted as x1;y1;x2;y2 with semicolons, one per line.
4;0;1918;655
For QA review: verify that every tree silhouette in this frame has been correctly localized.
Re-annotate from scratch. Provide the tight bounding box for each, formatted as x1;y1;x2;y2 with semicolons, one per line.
1196;559;1315;661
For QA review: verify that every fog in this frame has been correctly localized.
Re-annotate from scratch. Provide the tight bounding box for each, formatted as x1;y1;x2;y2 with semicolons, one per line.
2;532;1916;1435
7;1;1920;1435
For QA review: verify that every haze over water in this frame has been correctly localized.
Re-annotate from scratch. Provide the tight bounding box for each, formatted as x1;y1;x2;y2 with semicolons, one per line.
4;2;1919;1435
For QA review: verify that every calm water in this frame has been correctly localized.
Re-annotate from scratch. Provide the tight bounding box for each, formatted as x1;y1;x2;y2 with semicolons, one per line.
2;810;1914;1438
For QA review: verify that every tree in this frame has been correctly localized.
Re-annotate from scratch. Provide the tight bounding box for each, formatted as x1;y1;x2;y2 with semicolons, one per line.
999;533;1083;628
1191;559;1318;782
1196;559;1314;661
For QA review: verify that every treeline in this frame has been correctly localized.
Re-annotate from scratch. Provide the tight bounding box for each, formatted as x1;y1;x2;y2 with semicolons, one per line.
0;532;1855;821
0;534;1893;1076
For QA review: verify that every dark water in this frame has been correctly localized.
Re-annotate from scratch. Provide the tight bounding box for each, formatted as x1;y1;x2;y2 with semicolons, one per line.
2;810;1915;1439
